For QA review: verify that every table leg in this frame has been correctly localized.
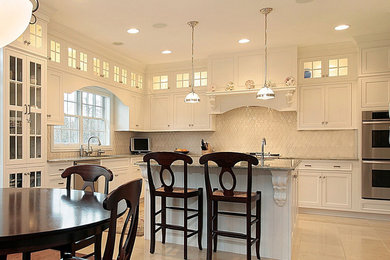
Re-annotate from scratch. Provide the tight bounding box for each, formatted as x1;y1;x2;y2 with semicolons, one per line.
22;252;31;260
94;232;102;260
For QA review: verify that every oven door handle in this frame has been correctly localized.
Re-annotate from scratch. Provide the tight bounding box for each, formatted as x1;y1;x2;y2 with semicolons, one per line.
363;160;390;164
362;121;390;125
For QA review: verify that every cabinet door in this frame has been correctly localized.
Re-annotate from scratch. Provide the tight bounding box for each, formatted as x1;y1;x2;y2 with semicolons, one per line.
26;167;44;188
5;166;44;188
210;57;235;91
361;46;390;75
135;96;144;129
26;57;46;164
192;93;210;129
325;84;352;128
47;70;64;125
174;94;192;129
11;20;47;56
110;168;130;192
298;86;325;129
5;51;27;165
361;77;390;108
128;95;137;129
150;95;173;130
298;171;322;207
321;172;351;209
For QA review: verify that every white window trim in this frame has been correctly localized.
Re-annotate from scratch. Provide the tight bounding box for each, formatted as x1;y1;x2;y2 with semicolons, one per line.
50;88;114;153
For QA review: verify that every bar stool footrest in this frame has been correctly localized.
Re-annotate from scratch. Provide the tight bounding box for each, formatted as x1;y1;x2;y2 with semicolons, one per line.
166;206;198;212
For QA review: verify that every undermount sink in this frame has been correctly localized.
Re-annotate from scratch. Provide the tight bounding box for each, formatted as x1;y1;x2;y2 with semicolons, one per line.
247;152;280;160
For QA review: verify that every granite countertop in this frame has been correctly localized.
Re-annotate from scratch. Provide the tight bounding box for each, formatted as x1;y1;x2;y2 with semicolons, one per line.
47;154;143;163
136;157;300;171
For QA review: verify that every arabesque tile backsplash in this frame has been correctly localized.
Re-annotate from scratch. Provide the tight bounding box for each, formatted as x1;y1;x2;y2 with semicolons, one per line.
48;106;357;159
138;107;357;159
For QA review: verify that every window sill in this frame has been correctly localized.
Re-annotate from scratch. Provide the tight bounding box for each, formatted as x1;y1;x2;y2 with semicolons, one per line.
50;145;113;153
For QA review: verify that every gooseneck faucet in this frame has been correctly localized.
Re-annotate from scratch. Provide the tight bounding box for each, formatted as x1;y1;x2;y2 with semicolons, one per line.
261;138;266;167
86;136;101;156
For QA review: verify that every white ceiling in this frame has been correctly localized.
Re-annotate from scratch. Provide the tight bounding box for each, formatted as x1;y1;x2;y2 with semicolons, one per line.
40;0;390;64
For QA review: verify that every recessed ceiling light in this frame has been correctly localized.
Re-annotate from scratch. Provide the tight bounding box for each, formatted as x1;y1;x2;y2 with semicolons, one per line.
296;0;314;3
334;24;350;31
153;23;167;29
112;42;123;46
239;38;250;44
162;50;172;54
127;28;140;34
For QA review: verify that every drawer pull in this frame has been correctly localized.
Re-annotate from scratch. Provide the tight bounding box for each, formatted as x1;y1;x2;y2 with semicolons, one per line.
304;164;312;167
58;182;64;185
333;165;341;168
58;169;64;171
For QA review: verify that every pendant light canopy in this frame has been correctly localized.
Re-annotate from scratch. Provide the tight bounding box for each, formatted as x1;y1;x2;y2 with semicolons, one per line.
257;7;275;100
0;0;35;48
184;21;200;104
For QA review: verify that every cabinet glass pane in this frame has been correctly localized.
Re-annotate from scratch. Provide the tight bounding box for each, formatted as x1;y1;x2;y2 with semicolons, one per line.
36;136;41;158
313;70;322;78
10;82;15;106
10;136;15;159
36;171;41;187
329;59;338;68
10;111;15;134
17;58;23;82
17;173;23;188
37;64;41;85
17;111;22;134
339;58;348;67
17;136;22;159
17;84;23;106
303;62;312;70
9;111;23;160
9;174;15;188
313;61;321;69
30;136;35;158
339;67;348;76
10;56;15;80
36;87;41;108
30;86;35;106
30;172;36;187
329;68;338;77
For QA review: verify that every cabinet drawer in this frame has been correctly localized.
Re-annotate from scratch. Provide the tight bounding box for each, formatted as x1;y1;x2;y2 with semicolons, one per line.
47;162;74;174
101;158;129;169
130;157;143;166
298;161;352;171
47;176;66;189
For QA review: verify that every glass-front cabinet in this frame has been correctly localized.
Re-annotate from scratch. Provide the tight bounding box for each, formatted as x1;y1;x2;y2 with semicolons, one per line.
6;167;44;188
5;49;46;166
299;55;354;84
11;19;48;56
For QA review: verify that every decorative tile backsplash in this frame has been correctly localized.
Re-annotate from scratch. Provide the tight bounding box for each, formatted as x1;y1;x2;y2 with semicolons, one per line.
48;106;357;160
138;107;357;159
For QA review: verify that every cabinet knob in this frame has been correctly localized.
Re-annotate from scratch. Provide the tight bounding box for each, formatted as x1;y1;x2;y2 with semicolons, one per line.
47;114;51;118
136;124;139;127
304;164;312;167
168;124;170;127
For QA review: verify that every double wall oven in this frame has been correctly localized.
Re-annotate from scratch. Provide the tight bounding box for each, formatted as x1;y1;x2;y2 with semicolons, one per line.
362;111;390;200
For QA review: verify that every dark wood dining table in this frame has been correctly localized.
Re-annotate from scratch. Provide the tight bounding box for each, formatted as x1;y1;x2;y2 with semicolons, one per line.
0;188;126;260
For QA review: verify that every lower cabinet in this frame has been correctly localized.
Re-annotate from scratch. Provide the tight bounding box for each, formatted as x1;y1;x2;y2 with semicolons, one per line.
298;163;352;210
5;165;45;188
46;161;73;188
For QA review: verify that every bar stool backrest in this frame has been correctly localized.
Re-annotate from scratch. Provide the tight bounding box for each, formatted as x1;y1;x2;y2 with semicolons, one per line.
199;152;259;199
143;152;193;193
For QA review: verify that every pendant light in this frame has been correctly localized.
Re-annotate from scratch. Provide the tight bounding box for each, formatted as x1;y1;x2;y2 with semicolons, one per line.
184;21;200;103
257;8;275;100
0;0;40;48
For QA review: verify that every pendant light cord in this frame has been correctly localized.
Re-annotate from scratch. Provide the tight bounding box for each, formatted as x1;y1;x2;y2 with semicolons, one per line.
191;23;195;93
264;11;268;87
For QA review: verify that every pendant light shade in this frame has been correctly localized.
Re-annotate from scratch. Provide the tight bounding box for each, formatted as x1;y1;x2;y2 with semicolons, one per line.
257;7;275;100
184;21;200;104
0;0;33;48
185;91;201;103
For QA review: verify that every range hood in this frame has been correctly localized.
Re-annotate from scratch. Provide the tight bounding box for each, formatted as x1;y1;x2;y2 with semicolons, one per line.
206;87;296;114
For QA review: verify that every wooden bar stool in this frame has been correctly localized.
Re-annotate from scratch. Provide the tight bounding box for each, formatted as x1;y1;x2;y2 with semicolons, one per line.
144;152;203;259
199;152;261;260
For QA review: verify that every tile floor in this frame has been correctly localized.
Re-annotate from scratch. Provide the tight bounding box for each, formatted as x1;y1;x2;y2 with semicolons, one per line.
7;213;390;259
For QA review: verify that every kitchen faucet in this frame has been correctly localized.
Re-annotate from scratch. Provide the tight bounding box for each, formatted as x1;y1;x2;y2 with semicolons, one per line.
261;138;266;167
83;136;102;156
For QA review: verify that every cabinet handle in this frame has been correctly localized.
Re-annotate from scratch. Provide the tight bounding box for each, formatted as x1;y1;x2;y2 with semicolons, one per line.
323;176;326;179
304;164;312;167
100;74;104;77
24;40;31;45
115;174;119;177
24;104;28;115
76;67;81;70
333;165;341;168
325;121;328;125
47;57;51;61
136;124;139;127
168;124;170;127
47;114;52;118
58;169;64;171
58;182;64;185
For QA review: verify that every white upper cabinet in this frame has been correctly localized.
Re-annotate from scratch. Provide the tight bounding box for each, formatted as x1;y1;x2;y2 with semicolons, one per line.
173;93;212;130
361;46;390;75
298;83;352;130
150;95;173;130
209;47;297;91
299;54;355;84
47;69;64;125
10;18;48;57
361;76;390;109
114;94;145;131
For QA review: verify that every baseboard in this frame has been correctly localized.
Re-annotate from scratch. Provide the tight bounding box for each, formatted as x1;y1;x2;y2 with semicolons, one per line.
299;207;390;221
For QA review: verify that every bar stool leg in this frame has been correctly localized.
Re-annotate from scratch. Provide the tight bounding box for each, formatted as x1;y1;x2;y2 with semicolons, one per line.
256;192;261;260
246;201;251;260
150;195;156;254
207;200;213;260
94;232;102;260
212;200;218;252
22;252;30;260
162;196;167;244
198;188;203;250
184;197;188;260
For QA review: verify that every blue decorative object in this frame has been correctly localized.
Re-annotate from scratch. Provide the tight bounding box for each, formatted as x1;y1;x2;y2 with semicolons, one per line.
304;70;311;78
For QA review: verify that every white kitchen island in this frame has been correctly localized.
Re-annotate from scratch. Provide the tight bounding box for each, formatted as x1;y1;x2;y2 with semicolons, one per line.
137;157;299;260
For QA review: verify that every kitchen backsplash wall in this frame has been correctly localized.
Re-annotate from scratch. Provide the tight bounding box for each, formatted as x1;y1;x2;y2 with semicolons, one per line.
48;106;357;160
138;107;357;159
47;127;134;160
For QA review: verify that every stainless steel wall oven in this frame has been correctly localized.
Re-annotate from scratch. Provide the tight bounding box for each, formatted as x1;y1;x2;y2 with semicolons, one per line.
362;111;390;200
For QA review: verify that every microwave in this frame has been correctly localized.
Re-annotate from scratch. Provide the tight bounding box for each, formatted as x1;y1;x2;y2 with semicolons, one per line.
130;138;150;154
362;111;390;160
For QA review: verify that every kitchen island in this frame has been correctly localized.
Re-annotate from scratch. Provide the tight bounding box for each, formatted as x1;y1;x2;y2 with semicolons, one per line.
137;157;299;260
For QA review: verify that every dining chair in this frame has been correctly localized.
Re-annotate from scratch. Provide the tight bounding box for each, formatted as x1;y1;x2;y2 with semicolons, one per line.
199;152;261;260
144;152;203;259
58;165;114;259
64;178;143;260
